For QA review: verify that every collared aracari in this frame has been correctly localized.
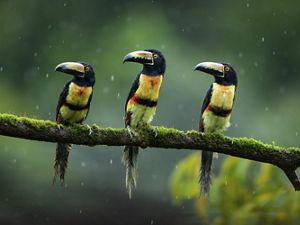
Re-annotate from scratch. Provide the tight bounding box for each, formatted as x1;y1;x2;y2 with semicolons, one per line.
194;62;238;195
122;49;166;198
53;61;95;184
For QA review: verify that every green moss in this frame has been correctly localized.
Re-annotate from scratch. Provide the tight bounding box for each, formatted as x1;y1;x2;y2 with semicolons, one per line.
1;113;300;155
231;136;287;153
186;130;199;137
103;127;124;135
0;113;56;129
154;126;184;141
91;123;100;129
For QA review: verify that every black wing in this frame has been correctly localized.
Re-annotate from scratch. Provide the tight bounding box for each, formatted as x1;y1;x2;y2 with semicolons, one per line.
83;90;93;122
125;73;140;111
56;81;71;123
199;84;213;132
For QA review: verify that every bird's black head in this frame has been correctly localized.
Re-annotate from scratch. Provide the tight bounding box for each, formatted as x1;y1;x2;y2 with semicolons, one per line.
194;62;237;86
55;62;95;86
123;49;166;75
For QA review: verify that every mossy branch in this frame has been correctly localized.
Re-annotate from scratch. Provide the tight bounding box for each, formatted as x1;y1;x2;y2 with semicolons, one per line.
0;113;299;190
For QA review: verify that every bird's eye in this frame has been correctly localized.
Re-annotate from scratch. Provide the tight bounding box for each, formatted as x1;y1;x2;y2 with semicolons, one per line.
153;54;158;59
225;66;230;72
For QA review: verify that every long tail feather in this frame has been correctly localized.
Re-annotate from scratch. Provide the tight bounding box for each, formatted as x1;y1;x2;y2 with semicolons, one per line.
122;146;139;198
200;151;213;195
53;143;72;185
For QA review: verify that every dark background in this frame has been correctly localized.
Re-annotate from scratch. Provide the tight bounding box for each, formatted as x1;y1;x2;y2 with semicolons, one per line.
0;0;299;224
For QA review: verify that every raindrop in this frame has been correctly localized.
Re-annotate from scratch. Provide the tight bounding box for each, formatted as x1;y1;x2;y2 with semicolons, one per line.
80;182;85;187
103;87;109;94
238;52;243;58
225;180;228;186
109;159;113;164
283;30;288;35
161;44;166;49
47;25;52;30
0;67;3;72
35;105;40;110
63;3;67;7
150;219;154;225
110;75;115;81
117;92;121;99
261;37;265;42
45;73;49;78
246;3;250;8
272;51;276;55
296;132;298;136
135;44;140;48
34;52;38;57
272;141;275;145
79;209;82;214
177;104;183;110
12;159;17;163
253;61;258;67
279;86;285;94
264;107;269;112
81;161;86;167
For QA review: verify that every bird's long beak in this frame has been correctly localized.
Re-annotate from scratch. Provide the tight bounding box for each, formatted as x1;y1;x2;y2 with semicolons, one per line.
123;50;154;65
55;62;85;77
194;62;225;77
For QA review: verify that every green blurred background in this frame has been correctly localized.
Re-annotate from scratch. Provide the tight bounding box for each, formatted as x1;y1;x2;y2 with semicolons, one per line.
0;0;299;224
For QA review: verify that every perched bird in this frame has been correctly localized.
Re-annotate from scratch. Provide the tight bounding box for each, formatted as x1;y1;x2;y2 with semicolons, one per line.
53;62;95;184
122;49;166;198
194;62;238;195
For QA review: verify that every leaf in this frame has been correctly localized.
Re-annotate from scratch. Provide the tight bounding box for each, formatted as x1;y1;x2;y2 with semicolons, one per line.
169;153;200;204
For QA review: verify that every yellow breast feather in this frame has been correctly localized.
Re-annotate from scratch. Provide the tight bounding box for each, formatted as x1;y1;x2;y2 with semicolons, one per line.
135;74;163;101
66;82;93;106
210;83;235;110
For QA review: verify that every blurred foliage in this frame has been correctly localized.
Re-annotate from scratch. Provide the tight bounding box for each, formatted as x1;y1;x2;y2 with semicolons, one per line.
170;153;300;225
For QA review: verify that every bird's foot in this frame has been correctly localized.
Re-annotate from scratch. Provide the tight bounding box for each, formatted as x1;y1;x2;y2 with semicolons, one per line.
126;127;138;138
57;124;64;130
139;123;157;138
84;124;92;135
151;126;158;138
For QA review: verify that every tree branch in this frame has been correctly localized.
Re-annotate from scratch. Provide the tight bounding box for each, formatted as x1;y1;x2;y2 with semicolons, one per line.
0;113;299;190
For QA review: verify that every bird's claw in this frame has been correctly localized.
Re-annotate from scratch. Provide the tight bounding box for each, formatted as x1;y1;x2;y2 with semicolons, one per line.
85;124;92;135
151;126;158;138
57;124;64;130
126;127;137;138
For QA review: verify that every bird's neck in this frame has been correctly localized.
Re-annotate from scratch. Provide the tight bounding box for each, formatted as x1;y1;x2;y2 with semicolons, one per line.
142;65;165;76
72;76;95;87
